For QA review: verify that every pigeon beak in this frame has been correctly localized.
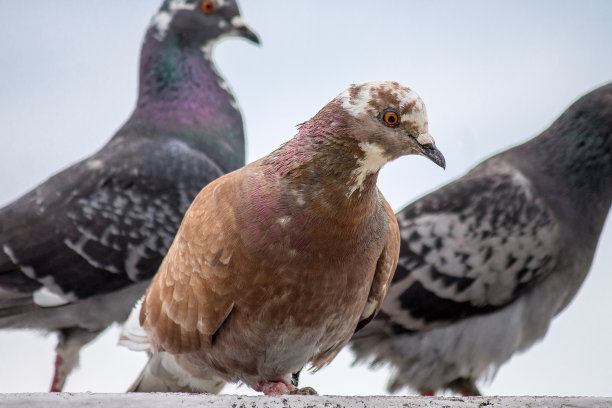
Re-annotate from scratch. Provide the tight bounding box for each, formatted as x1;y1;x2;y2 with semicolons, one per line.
231;17;261;45
415;133;446;169
420;143;446;169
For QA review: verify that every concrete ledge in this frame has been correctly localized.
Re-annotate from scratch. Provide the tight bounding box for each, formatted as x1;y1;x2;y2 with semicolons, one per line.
1;393;611;408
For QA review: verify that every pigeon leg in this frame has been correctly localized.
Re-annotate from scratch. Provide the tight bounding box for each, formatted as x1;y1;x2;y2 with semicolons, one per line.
448;378;481;396
50;328;99;392
420;390;435;396
50;354;66;392
459;387;481;397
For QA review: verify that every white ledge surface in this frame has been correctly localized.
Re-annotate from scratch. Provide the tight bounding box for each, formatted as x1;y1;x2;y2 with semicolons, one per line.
2;393;612;408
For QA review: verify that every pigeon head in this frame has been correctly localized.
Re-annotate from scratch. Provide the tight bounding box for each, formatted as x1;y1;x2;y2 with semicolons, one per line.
333;81;446;170
272;81;445;200
513;82;612;192
150;0;260;48
129;0;257;173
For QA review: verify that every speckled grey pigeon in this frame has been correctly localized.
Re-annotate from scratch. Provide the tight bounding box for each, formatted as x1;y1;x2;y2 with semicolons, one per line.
0;0;258;392
350;82;612;395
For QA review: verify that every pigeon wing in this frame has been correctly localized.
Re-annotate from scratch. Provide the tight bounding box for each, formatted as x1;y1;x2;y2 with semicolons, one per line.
382;159;560;331
0;137;225;309
355;196;400;333
139;171;240;354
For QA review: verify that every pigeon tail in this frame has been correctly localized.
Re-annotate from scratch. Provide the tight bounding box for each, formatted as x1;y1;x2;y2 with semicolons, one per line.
128;352;226;394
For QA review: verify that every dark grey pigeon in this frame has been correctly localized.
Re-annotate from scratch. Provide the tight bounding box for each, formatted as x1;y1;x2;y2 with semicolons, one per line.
350;83;612;395
0;0;258;392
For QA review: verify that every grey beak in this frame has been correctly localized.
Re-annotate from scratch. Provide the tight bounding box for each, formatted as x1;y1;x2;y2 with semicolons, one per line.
419;143;446;169
235;24;260;45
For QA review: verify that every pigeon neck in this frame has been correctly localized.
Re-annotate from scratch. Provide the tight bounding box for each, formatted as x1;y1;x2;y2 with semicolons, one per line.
125;31;246;172
508;110;612;238
265;129;382;217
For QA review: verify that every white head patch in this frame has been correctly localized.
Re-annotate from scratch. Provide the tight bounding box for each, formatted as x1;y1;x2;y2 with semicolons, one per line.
151;0;198;41
416;132;434;146
335;81;420;115
231;16;246;29
335;80;430;142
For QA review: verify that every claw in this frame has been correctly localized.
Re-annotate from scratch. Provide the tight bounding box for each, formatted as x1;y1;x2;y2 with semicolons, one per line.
290;386;318;395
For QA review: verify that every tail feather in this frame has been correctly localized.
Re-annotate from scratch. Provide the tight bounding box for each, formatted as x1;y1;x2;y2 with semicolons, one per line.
0;267;40;292
118;298;150;352
0;262;42;322
128;352;226;393
0;303;38;320
120;297;226;393
0;288;38;322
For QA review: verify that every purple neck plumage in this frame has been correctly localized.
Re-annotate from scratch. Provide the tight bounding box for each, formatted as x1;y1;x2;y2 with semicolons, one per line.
121;29;246;172
243;101;387;251
264;101;380;209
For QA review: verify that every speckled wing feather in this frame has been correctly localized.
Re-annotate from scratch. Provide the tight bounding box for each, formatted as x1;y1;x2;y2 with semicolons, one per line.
355;196;400;333
0;137;224;310
381;158;560;332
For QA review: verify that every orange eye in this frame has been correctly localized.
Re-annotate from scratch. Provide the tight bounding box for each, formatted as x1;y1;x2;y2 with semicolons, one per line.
382;111;400;127
201;1;215;14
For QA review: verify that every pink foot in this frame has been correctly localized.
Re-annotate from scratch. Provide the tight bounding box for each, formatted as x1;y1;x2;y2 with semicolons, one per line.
459;389;479;397
420;390;435;396
50;355;63;392
256;381;295;396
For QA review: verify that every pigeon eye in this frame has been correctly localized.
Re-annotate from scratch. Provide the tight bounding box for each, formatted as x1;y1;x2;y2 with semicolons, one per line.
201;1;216;14
382;110;400;127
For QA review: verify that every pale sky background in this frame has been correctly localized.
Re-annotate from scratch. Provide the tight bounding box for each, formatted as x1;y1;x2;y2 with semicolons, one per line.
0;0;611;397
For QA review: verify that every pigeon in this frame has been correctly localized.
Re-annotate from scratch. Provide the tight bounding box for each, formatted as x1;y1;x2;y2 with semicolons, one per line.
119;80;446;395
0;0;259;392
350;82;612;395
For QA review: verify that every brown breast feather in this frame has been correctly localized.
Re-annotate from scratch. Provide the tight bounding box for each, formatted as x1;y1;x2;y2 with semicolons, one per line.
310;197;400;369
139;164;399;375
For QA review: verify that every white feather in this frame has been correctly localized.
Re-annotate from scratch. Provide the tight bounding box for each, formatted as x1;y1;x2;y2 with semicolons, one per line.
33;287;71;307
118;297;151;352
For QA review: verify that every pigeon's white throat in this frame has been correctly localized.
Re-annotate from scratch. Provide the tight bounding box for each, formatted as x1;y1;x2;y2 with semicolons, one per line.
348;142;389;197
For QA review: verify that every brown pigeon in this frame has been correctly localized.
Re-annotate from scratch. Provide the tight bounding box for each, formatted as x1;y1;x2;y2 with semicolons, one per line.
120;81;446;395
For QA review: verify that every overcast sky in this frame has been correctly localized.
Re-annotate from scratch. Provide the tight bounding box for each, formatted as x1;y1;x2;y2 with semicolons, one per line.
0;0;611;397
